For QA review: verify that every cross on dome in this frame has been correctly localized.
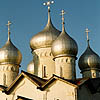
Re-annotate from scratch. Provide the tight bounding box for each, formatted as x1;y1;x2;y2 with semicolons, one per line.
60;9;66;32
85;28;90;41
60;9;66;24
6;21;12;40
85;28;90;46
43;1;54;11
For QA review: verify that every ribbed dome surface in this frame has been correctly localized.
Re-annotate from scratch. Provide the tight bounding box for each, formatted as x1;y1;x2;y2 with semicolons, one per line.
27;60;34;74
51;28;78;58
30;11;60;50
78;45;100;71
0;39;22;65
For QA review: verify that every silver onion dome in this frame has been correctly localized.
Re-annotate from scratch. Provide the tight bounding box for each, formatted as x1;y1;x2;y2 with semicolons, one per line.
27;60;34;74
78;43;100;71
30;8;60;50
0;21;22;65
51;10;78;58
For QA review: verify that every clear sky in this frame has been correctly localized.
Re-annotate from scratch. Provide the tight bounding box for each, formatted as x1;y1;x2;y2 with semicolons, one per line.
0;0;100;78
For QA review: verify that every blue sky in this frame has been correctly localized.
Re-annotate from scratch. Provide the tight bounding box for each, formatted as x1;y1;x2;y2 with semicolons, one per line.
0;0;100;77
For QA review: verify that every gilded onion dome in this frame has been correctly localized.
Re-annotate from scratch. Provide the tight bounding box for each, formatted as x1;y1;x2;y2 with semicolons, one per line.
51;10;78;58
27;60;34;74
78;28;100;71
30;3;60;50
0;21;22;65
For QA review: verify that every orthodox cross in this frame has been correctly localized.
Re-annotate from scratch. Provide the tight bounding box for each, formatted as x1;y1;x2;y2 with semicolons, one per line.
60;9;66;25
43;1;54;11
6;21;12;40
85;28;90;41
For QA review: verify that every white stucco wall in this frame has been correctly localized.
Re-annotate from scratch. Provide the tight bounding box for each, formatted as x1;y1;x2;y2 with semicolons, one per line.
33;47;55;79
11;78;43;100
44;80;77;100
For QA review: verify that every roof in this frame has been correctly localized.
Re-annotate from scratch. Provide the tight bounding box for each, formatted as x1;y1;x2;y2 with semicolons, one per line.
3;70;100;94
5;70;47;94
0;85;7;91
38;74;78;90
75;77;89;86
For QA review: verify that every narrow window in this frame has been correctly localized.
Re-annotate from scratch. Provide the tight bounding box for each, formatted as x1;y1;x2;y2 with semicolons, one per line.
42;65;47;78
60;67;63;77
44;66;46;77
3;73;6;86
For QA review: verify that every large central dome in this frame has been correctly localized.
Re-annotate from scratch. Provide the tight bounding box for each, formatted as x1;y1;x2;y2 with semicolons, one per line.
30;10;60;50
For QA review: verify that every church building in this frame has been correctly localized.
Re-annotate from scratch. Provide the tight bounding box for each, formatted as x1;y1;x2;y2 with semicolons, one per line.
0;1;100;100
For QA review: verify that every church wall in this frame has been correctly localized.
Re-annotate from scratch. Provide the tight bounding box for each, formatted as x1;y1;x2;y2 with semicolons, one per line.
44;80;77;100
9;78;43;100
78;84;92;100
92;93;100;100
0;91;14;100
0;91;7;100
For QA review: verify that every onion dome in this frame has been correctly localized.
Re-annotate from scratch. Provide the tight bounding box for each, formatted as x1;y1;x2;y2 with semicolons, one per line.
0;21;22;65
51;10;78;58
78;44;100;71
27;60;34;74
30;2;60;50
78;29;100;71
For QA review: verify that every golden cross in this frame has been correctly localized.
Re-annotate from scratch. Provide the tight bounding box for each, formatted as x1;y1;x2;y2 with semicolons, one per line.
43;1;54;11
6;21;12;40
85;28;90;41
6;21;12;33
60;9;66;24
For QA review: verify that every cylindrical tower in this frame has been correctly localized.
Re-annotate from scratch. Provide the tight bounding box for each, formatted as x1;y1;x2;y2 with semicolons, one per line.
30;2;60;79
78;28;100;78
0;21;22;87
51;10;78;80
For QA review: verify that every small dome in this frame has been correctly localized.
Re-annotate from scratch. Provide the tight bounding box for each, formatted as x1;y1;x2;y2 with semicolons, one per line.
27;60;34;74
30;10;60;50
0;39;22;65
51;28;78;58
78;45;100;71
